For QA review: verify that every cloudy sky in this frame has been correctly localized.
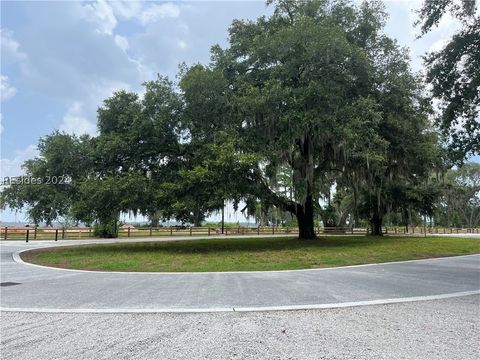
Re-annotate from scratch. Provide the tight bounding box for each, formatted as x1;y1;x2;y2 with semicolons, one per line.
0;0;477;223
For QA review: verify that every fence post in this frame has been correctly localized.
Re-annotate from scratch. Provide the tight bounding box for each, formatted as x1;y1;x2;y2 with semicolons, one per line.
208;227;211;236
170;227;173;236
34;226;37;240
26;228;29;243
62;228;65;239
272;225;275;235
127;227;131;238
257;226;260;235
55;229;58;241
89;227;92;237
4;227;7;240
190;227;192;236
149;227;153;237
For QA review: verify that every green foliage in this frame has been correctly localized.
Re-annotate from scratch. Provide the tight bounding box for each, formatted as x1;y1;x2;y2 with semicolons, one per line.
417;0;480;157
435;162;480;227
1;0;474;239
1;132;92;225
320;203;338;228
93;220;118;238
200;0;411;238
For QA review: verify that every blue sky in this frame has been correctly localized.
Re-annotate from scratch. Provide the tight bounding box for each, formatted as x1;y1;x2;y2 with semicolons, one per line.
0;0;478;223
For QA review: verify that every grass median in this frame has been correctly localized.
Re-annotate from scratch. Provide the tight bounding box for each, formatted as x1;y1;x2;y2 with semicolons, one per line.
21;235;480;272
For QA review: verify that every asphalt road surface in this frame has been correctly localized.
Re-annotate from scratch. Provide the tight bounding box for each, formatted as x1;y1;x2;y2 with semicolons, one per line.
1;237;479;312
1;237;479;359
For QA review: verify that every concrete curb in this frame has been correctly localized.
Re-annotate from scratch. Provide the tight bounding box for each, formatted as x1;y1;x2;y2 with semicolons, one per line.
13;244;480;275
1;290;478;314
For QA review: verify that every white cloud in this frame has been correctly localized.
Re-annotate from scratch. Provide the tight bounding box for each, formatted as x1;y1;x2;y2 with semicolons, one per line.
428;38;449;53
109;1;181;26
13;1;148;103
60;102;97;136
139;3;181;25
81;0;117;35
114;34;129;51
0;75;17;102
110;1;143;20
0;29;27;65
0;144;39;178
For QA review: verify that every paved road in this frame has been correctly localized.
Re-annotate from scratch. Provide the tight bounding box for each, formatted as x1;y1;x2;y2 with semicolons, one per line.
1;237;479;312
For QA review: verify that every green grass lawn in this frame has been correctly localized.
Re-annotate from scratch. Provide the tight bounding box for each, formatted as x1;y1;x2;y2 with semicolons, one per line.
21;236;480;272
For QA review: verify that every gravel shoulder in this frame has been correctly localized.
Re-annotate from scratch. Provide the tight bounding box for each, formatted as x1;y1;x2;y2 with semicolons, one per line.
2;295;479;360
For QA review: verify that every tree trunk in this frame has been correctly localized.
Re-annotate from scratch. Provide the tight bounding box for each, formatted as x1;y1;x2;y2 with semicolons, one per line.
370;214;383;236
402;208;409;233
296;195;316;239
337;211;349;228
193;207;203;227
149;211;160;228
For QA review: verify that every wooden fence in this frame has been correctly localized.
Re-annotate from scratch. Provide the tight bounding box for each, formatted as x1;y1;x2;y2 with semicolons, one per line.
0;225;478;241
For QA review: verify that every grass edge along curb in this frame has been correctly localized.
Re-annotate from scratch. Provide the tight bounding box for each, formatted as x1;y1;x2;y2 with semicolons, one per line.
20;235;480;273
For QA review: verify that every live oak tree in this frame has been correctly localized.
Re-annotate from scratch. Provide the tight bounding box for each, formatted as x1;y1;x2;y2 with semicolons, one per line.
341;32;439;235
1;132;92;226
88;76;183;235
190;0;437;238
87;74;230;232
1;0;464;239
176;64;235;225
201;0;376;238
73;173;154;237
1;158;69;226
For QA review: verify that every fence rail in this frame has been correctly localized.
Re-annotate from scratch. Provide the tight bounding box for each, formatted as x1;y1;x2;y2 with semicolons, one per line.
0;225;478;241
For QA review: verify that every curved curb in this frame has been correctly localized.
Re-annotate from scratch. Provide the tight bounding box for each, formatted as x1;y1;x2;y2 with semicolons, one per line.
13;245;480;275
1;290;479;314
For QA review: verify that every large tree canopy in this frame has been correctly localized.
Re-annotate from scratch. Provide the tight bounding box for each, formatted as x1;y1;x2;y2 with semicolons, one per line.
1;132;93;226
180;0;437;237
417;0;480;158
1;0;463;239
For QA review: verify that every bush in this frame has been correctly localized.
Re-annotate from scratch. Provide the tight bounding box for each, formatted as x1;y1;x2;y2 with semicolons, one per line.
321;204;338;228
93;220;118;238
